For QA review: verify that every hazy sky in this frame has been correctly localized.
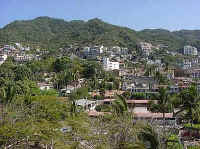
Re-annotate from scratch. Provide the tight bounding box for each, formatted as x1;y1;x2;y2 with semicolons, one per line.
0;0;199;30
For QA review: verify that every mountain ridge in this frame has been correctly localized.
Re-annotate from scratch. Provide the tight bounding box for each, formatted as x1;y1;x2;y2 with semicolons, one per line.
0;16;200;50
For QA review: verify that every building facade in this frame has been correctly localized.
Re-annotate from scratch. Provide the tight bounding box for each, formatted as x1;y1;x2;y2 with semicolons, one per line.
103;58;119;71
183;45;198;56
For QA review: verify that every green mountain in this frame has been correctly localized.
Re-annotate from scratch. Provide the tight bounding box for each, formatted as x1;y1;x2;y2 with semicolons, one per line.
137;29;185;50
0;16;200;50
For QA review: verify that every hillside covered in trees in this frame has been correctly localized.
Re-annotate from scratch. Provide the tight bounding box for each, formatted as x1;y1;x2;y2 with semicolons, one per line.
0;16;200;50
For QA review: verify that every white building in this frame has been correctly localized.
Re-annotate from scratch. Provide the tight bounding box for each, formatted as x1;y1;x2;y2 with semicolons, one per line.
112;46;121;53
82;46;101;59
0;54;7;65
180;58;199;69
14;54;33;62
75;99;97;111
37;83;53;90
139;42;153;56
183;45;198;56
99;45;107;54
103;58;119;71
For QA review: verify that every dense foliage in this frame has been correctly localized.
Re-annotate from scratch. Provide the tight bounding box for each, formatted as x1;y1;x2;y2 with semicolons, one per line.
0;17;200;50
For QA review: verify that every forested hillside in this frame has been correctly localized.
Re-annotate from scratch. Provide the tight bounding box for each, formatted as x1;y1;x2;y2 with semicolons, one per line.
0;16;200;50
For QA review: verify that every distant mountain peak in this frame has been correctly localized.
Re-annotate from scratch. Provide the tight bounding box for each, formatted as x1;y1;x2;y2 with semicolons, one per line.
87;18;104;23
34;16;53;20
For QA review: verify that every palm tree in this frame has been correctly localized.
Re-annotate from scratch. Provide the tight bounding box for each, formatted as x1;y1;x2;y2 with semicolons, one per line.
112;94;128;116
0;84;16;123
175;85;200;123
148;87;173;149
0;84;16;104
139;124;161;149
69;100;78;117
164;62;169;72
154;72;167;85
70;58;83;86
148;87;172;126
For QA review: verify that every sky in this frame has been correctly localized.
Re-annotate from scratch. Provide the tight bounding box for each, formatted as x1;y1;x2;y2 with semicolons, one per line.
0;0;200;31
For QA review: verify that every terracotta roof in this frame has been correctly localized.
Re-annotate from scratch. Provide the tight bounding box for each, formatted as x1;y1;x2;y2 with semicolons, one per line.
104;90;125;97
126;100;152;104
134;112;173;118
91;92;100;97
103;99;117;102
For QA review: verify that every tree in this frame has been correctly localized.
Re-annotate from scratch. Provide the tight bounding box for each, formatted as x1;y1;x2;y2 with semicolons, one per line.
148;87;173;149
154;72;167;85
0;82;16;104
70;58;83;81
139;124;161;149
14;65;32;81
82;61;102;79
53;57;71;72
175;85;200;123
69;87;89;101
53;70;73;89
149;87;172;123
112;94;128;116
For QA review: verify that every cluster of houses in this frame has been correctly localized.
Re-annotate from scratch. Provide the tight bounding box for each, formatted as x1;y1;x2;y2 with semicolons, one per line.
1;42;200;119
0;43;49;64
57;44;200;127
1;42;199;147
139;42;200;70
61;45;132;71
179;45;200;69
139;42;160;56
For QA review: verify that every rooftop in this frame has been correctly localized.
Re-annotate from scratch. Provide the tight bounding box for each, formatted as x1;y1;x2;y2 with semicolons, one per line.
134;112;173;118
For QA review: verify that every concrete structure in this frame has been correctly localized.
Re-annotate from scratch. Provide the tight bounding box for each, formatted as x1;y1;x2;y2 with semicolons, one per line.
103;58;119;71
189;69;200;79
37;83;53;90
82;47;100;59
0;54;7;65
75;99;97;111
127;100;150;113
183;45;198;56
127;100;174;120
14;54;33;62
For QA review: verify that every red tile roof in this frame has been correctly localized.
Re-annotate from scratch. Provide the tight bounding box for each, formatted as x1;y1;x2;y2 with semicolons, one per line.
103;99;117;102
127;100;151;104
134;112;173;118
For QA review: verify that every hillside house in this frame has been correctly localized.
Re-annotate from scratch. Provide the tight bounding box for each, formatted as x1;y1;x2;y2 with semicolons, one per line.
37;83;53;90
103;58;119;71
127;100;174;121
183;45;198;56
14;54;33;62
0;54;7;65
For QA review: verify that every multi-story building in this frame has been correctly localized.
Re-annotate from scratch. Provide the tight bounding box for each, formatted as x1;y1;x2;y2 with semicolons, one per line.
14;54;33;62
182;59;192;69
103;58;119;71
81;46;104;59
183;45;198;56
188;69;200;79
180;58;199;69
